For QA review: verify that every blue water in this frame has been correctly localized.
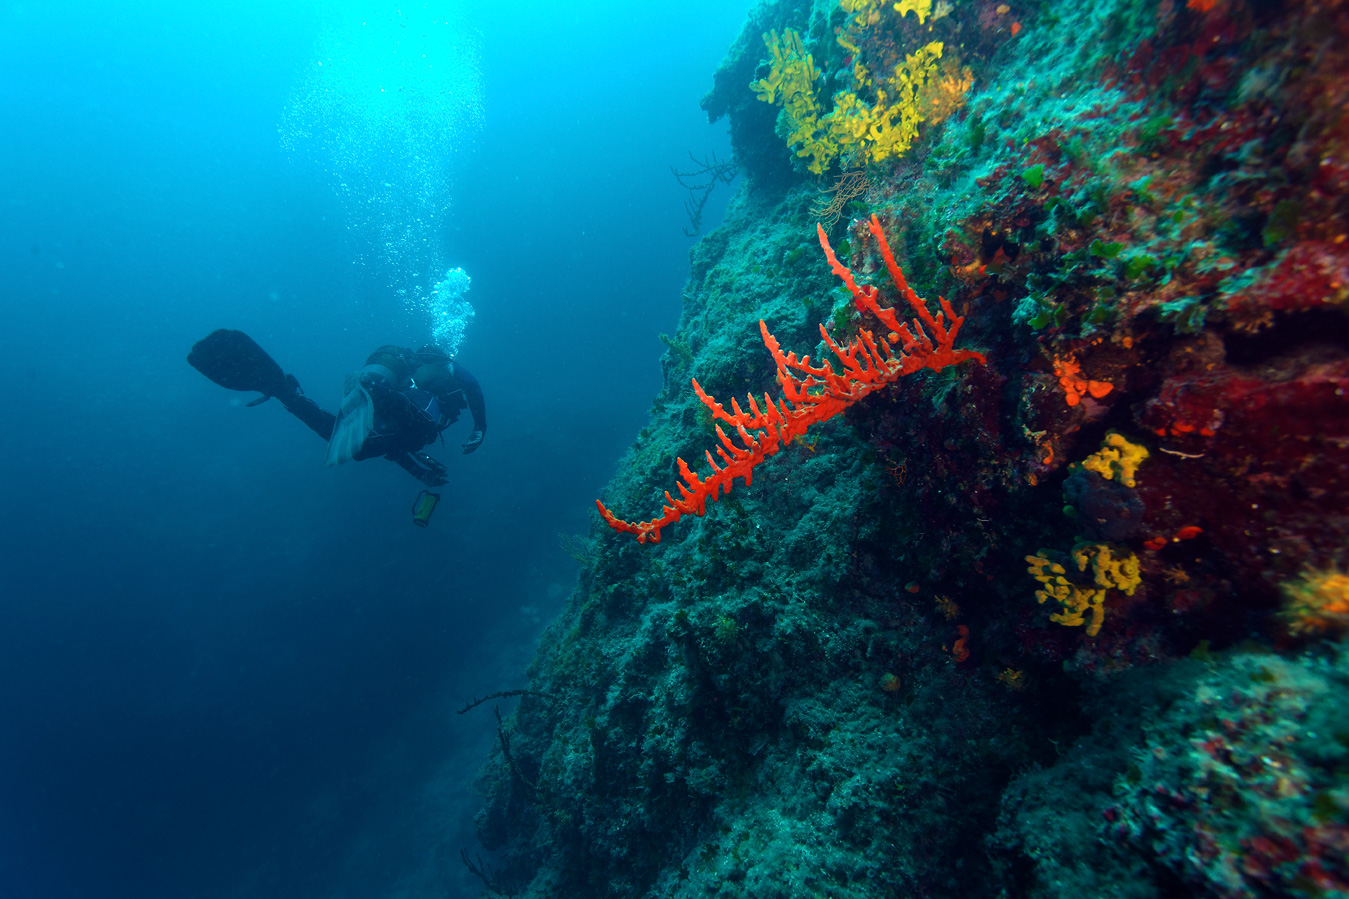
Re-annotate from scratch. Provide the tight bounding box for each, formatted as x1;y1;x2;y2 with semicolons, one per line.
0;2;747;896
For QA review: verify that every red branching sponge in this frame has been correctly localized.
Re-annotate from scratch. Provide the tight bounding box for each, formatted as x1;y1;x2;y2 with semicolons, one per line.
597;214;987;543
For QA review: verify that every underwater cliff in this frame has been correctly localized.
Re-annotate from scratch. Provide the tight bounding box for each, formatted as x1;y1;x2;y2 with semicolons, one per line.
470;0;1349;896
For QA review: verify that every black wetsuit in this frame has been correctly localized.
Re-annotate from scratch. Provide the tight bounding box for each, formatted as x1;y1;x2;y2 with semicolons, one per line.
280;361;486;483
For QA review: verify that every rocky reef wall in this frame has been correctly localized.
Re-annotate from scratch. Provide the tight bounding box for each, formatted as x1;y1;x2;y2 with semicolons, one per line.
471;1;1349;896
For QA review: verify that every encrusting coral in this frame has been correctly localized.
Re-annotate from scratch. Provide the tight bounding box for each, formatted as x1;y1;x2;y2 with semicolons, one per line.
597;214;985;543
1280;567;1349;637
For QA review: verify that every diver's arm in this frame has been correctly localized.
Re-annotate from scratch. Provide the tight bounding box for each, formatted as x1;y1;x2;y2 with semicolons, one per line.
385;450;447;486
278;375;336;440
450;362;486;452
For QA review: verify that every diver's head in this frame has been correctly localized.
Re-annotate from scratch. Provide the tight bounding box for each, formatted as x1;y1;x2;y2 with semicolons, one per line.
413;362;453;395
411;345;454;394
412;345;451;366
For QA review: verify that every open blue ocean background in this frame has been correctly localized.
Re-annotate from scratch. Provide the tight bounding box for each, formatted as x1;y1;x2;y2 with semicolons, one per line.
0;2;747;896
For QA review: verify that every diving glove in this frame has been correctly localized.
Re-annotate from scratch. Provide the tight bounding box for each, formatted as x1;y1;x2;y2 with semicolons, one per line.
411;452;448;487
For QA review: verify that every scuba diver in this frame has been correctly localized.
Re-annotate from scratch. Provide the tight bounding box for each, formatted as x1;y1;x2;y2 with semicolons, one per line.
188;329;485;488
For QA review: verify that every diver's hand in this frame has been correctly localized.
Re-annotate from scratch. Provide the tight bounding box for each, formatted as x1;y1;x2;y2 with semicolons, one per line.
411;453;448;487
461;429;484;454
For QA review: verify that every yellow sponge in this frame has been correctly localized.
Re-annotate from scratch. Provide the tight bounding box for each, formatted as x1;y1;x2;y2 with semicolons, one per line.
1081;432;1150;488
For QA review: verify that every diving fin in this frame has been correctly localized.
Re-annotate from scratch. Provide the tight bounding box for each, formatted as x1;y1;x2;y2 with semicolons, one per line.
188;329;289;403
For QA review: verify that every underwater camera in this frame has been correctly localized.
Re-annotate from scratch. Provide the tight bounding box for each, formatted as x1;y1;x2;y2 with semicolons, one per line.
411;489;440;527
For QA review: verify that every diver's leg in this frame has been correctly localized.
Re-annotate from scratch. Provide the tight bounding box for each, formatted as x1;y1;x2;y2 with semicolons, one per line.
279;375;336;440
